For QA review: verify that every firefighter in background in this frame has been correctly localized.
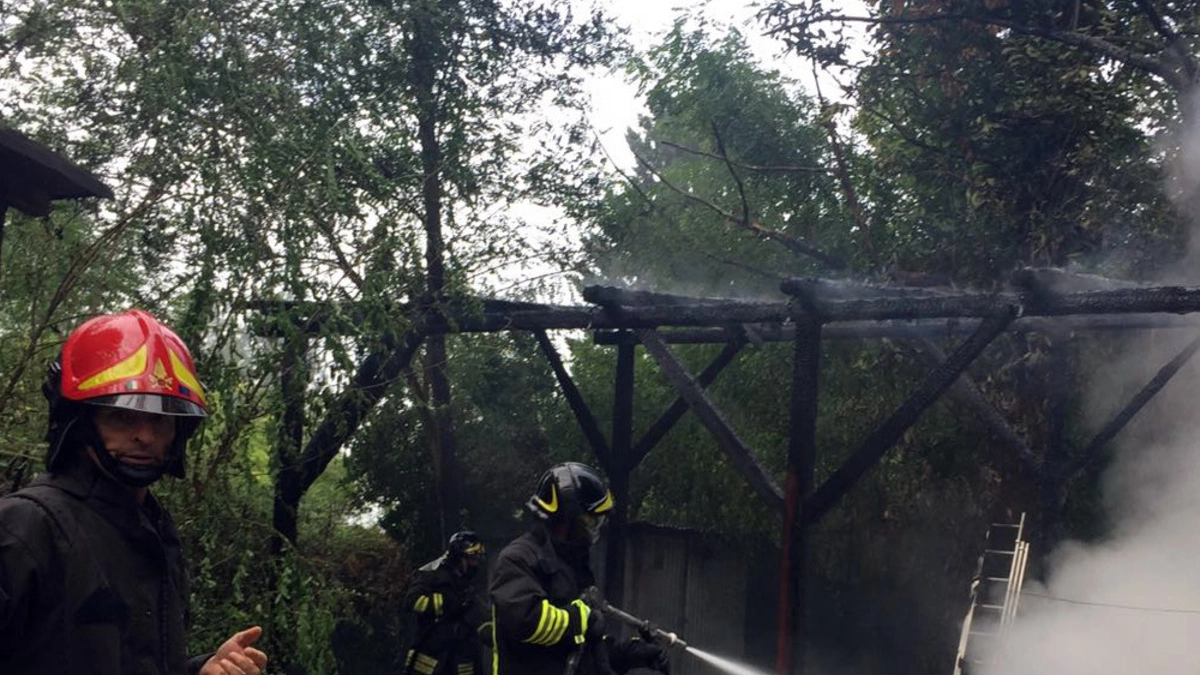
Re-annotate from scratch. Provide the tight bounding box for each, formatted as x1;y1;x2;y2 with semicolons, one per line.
488;462;669;675
402;530;488;675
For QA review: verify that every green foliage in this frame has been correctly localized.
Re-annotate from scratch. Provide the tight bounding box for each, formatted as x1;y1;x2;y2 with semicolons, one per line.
346;331;566;559
583;25;850;295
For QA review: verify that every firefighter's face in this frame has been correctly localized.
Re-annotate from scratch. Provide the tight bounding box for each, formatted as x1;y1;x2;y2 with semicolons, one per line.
567;513;606;546
460;554;481;580
92;407;176;466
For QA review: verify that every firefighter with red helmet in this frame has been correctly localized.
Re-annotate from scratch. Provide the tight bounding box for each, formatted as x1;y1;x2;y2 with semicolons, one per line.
400;531;487;675
0;309;269;675
488;462;669;675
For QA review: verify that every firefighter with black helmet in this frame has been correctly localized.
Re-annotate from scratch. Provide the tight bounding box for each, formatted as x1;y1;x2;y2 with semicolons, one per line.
488;462;669;675
0;309;269;675
401;530;487;675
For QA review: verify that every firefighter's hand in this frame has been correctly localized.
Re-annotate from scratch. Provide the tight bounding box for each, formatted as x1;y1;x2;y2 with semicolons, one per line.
568;598;606;642
609;637;669;675
200;626;269;675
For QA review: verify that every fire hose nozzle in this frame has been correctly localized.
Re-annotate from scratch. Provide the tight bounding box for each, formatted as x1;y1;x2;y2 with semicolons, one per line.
659;631;688;650
581;587;688;650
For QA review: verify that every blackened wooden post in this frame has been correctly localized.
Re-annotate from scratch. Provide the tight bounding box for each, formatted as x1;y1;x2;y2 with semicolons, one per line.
779;303;821;675
606;336;635;605
1040;330;1071;558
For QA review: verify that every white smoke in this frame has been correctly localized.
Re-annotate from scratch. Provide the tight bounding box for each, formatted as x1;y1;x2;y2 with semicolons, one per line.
983;90;1200;675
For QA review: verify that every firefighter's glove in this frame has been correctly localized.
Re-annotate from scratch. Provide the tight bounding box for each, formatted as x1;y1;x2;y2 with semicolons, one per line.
567;598;605;645
609;637;669;675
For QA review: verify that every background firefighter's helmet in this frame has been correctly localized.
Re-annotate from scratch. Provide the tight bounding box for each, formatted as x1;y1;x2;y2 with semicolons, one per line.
446;530;486;561
526;461;614;523
43;309;208;483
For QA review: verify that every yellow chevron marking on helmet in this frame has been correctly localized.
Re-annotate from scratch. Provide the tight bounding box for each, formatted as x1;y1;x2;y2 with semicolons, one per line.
170;349;206;404
535;484;558;513
591;490;615;514
78;345;148;391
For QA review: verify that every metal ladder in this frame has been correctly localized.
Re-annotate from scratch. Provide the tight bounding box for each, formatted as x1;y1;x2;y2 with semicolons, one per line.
952;513;1031;675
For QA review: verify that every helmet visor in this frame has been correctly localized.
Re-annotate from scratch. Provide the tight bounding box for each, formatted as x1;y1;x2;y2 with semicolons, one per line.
87;394;207;418
580;513;608;545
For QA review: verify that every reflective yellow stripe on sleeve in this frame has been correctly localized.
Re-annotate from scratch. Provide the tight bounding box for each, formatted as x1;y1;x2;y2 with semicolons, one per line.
522;599;569;645
414;595;430;612
491;607;500;675
434;592;444;616
413;652;439;675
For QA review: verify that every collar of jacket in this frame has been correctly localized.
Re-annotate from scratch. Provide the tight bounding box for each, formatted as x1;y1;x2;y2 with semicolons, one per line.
34;450;170;541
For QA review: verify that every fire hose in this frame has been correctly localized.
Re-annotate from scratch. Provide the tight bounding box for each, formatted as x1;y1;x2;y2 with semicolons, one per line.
581;586;688;649
564;587;688;675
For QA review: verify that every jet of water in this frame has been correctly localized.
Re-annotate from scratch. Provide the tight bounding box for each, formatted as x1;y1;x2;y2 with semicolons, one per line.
683;646;776;675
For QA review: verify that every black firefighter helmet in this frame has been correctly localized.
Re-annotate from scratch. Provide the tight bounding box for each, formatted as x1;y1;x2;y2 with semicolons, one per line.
446;530;486;561
526;462;614;544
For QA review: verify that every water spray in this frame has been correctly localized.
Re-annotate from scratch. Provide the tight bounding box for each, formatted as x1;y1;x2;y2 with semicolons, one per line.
581;587;688;649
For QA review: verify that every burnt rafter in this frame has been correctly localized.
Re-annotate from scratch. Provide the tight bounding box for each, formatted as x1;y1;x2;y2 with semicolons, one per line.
636;328;785;509
594;314;1200;345
251;284;1200;339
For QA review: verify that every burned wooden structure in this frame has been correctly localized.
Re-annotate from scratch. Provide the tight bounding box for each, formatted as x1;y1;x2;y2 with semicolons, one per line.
0;127;114;289
253;267;1200;675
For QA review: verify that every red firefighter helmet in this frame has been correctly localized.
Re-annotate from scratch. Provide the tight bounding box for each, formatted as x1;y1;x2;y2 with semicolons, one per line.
45;309;207;478
58;309;207;414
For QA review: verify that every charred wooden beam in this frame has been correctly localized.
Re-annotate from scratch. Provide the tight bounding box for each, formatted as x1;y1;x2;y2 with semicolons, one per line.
1069;332;1200;478
629;337;747;468
584;286;732;306
533;329;612;469
594;314;1200;345
779;308;820;675
251;284;1200;338
801;306;1018;525
605;340;636;603
637;328;784;509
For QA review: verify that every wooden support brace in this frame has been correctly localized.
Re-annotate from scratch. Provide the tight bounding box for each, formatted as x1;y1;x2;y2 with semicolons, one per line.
801;306;1017;525
1069;331;1200;478
629;336;747;468
637;328;784;510
532;329;613;469
913;337;1039;471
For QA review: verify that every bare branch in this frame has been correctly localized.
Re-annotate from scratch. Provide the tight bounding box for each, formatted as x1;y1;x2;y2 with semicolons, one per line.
632;148;847;269
314;218;365;291
1133;0;1180;43
768;9;1194;93
709;121;751;225
657;140;832;174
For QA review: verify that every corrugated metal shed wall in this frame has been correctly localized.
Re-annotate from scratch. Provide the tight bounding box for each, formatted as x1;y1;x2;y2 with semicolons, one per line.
623;525;748;675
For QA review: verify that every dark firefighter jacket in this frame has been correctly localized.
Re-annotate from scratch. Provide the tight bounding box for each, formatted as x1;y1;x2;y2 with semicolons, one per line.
402;555;483;675
488;527;610;675
0;452;205;675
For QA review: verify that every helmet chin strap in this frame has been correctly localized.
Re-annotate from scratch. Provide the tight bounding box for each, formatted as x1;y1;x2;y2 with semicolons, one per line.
78;417;167;489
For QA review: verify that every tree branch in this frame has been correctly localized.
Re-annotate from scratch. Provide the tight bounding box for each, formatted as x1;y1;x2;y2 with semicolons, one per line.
710;121;751;226
657;139;831;174
632;148;846;269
